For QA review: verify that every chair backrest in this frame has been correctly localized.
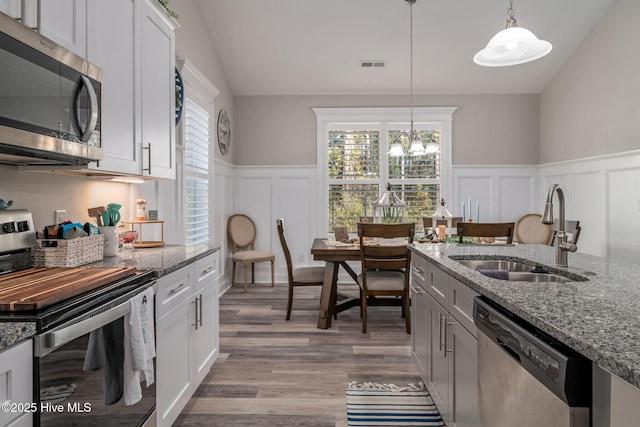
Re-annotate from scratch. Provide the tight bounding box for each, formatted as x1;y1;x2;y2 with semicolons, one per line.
357;222;415;272
547;220;581;246
457;222;515;244
227;214;257;253
276;218;294;281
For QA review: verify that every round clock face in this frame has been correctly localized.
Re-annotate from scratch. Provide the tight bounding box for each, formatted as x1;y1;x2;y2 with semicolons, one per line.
175;67;184;125
217;109;230;155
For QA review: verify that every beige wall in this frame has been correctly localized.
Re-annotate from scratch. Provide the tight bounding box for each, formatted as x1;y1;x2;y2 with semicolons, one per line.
233;94;540;166
540;0;640;163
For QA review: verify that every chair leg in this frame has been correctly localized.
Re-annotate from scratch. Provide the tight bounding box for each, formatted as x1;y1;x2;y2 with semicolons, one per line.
271;259;274;287
231;261;236;287
251;263;255;284
362;293;368;334
286;285;294;321
243;264;249;292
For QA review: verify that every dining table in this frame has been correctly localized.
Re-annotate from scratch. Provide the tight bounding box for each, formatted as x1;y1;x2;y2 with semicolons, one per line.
310;238;361;329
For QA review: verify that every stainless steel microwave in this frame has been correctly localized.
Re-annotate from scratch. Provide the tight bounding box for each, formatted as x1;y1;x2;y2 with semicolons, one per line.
0;12;103;166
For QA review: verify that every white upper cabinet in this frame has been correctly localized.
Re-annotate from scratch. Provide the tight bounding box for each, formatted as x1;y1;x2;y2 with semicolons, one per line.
39;0;87;57
36;0;178;179
86;0;142;175
140;0;178;180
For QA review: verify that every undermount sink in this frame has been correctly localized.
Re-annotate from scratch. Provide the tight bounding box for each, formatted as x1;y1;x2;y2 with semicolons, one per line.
455;259;532;272
451;257;588;283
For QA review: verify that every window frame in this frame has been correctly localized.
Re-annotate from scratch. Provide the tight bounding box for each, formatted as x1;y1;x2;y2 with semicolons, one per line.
314;107;456;236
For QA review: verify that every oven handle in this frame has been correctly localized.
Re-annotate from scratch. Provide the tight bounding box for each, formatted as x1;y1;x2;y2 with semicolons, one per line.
34;282;157;357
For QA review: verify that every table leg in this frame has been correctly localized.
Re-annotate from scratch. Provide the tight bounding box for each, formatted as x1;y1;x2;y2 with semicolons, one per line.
317;261;339;329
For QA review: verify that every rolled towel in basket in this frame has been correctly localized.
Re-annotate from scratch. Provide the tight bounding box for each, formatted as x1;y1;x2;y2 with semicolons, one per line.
478;269;509;280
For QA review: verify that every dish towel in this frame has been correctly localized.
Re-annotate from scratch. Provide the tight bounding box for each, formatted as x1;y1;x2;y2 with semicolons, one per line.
123;287;156;406
83;318;125;405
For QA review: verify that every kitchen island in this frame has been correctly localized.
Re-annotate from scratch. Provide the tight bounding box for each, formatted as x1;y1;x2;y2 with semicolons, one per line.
409;242;640;389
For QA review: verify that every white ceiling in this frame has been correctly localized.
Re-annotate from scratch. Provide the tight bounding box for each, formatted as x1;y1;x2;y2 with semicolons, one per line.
197;0;616;96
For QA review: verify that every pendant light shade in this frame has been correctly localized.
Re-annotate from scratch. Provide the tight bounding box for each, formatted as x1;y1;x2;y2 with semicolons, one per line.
424;139;439;154
474;0;552;67
388;140;406;157
409;136;426;156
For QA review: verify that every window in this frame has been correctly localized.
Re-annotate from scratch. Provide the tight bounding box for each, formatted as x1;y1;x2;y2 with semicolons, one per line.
315;107;456;234
177;60;220;248
184;98;210;246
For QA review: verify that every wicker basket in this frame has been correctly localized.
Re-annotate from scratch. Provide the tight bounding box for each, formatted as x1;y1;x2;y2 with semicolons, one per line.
32;234;104;267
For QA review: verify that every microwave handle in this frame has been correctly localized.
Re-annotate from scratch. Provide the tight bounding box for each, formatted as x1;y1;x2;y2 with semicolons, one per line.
71;75;99;142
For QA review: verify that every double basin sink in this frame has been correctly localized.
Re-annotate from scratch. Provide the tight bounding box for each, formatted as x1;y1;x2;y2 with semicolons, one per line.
452;257;589;283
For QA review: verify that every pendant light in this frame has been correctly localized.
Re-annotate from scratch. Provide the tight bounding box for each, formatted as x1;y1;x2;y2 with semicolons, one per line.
474;0;552;67
388;0;437;157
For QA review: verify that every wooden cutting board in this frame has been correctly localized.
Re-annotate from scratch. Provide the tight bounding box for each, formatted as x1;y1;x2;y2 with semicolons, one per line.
0;266;137;311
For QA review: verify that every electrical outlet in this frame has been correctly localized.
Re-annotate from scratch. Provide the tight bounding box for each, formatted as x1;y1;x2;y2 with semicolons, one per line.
55;210;67;224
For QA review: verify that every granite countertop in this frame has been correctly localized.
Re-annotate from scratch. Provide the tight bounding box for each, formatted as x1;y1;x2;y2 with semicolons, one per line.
0;244;221;352
87;243;221;277
409;242;640;389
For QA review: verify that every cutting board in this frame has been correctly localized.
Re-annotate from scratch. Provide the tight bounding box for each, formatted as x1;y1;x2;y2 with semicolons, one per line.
0;266;137;311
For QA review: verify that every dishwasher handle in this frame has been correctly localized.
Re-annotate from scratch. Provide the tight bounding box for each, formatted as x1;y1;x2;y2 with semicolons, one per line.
496;336;521;363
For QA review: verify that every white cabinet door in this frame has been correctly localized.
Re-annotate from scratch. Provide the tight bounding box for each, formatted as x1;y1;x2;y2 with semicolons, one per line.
448;319;481;427
140;0;176;179
156;298;192;427
0;340;33;427
86;0;142;175
39;0;86;57
428;294;449;419
191;280;219;387
411;283;430;382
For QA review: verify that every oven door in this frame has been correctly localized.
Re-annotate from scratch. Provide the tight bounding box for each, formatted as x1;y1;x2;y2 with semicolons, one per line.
33;282;156;427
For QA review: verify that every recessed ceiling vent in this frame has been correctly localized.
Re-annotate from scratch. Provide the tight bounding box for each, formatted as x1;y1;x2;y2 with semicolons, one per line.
360;60;386;68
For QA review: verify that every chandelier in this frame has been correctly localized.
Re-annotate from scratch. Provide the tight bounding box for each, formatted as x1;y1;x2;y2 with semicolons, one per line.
388;0;438;158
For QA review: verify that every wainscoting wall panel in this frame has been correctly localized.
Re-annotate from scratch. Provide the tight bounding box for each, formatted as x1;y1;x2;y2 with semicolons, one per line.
214;159;235;294
452;166;540;224
220;151;640;285
539;149;640;259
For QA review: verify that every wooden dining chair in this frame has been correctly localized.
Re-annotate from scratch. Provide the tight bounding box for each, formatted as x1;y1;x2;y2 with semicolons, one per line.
457;222;515;244
276;218;326;320
227;214;275;291
357;222;415;334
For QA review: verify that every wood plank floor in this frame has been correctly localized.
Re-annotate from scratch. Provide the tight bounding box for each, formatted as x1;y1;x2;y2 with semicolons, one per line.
173;282;420;427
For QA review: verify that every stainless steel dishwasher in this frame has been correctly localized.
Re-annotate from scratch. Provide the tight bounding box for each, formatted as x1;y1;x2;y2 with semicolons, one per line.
473;297;592;427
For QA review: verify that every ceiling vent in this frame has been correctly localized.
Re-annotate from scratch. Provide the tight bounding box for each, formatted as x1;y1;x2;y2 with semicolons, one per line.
360;60;386;68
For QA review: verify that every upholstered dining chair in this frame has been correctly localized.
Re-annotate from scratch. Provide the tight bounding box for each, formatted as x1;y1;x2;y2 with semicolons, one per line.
356;222;415;334
457;222;515;244
227;214;275;291
276;218;326;320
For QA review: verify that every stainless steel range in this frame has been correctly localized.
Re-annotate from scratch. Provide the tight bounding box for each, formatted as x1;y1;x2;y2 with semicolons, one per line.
0;209;157;426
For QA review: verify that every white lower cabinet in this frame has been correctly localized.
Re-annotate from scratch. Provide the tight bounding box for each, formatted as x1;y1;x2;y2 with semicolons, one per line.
411;256;481;427
156;251;220;427
0;340;33;427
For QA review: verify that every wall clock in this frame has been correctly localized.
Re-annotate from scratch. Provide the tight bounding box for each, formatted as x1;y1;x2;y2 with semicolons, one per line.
217;109;230;155
175;67;184;125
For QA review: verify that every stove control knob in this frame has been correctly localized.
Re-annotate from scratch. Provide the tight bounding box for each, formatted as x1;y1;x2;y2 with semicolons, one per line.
2;222;15;233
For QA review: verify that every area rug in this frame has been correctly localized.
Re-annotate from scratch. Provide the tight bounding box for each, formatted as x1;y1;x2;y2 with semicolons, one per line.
346;381;445;426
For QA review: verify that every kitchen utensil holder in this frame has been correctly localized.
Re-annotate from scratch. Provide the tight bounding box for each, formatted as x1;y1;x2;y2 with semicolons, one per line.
32;234;104;267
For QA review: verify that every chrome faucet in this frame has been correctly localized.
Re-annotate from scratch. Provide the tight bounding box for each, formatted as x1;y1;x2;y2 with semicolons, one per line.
542;184;577;267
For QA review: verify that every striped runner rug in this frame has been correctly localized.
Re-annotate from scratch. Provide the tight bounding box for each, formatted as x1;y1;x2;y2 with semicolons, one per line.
346;381;445;426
